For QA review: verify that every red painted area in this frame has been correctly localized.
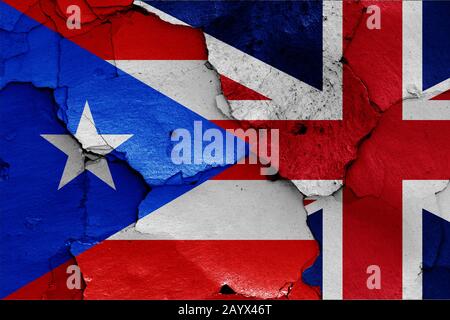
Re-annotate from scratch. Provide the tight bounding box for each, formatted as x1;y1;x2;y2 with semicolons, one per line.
4;0;207;60
342;0;404;299
6;259;84;300
8;241;319;300
431;88;450;100
71;240;319;300
303;199;317;206
344;2;402;112
212;65;378;180
220;75;271;100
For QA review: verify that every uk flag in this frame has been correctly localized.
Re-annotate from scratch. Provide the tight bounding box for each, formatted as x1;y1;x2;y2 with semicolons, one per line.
1;0;449;300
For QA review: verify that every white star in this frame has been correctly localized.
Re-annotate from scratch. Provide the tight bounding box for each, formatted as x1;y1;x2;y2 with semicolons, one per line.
41;101;133;190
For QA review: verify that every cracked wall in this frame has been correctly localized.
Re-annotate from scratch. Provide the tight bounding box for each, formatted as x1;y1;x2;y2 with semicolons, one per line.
2;0;450;300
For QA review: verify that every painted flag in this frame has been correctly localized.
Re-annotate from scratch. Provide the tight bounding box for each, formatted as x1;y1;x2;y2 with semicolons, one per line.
1;0;450;300
0;0;246;299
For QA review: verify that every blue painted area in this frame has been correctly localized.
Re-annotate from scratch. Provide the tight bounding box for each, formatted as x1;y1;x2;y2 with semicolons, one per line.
422;209;450;299
0;2;23;31
0;2;245;297
302;209;323;291
423;1;450;90
146;0;323;89
0;18;59;89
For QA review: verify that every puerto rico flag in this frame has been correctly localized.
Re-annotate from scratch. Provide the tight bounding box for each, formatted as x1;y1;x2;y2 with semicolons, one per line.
1;0;449;301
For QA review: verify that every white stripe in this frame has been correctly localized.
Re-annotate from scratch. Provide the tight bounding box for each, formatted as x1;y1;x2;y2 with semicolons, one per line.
423;78;450;97
305;187;343;300
135;1;343;121
403;0;422;100
403;99;450;120
402;1;450;120
402;180;449;299
110;180;314;240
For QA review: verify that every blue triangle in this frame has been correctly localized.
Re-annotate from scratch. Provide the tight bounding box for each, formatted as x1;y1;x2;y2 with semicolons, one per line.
422;209;450;299
146;0;324;90
302;209;323;290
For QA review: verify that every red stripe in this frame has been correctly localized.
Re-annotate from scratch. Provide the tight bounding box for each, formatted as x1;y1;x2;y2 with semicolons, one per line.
4;0;207;60
8;241;319;300
431;88;450;100
303;199;317;206
77;240;319;300
342;0;404;299
220;75;271;101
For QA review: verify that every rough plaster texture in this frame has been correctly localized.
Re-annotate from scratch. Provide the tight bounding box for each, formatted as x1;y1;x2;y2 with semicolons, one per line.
1;0;449;300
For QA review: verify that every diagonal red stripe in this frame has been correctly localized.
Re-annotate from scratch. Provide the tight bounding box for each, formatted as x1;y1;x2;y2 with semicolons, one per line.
220;75;271;101
431;88;450;100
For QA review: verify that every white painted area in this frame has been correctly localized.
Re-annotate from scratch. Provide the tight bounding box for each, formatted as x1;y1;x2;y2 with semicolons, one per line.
135;1;343;121
292;180;342;197
227;100;279;121
305;188;343;300
403;91;450;121
402;1;450;120
402;180;449;299
109;60;228;120
437;183;450;221
403;0;422;100
110;180;314;240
